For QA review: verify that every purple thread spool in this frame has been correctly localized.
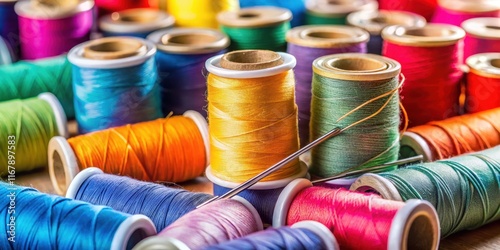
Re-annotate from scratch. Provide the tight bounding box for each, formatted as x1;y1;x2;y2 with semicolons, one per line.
286;25;369;146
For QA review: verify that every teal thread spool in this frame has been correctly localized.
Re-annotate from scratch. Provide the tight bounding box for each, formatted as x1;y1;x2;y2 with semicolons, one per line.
218;7;292;51
309;54;401;180
305;0;378;25
0;56;74;117
352;146;500;237
0;93;68;176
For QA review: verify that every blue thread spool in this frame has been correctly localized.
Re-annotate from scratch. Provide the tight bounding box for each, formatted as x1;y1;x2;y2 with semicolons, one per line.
147;28;229;116
0;182;156;250
68;37;162;133
0;0;18;61
347;10;426;55
100;8;175;38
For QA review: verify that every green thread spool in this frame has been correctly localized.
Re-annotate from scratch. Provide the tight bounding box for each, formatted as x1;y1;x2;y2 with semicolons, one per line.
0;93;68;176
310;54;401;179
352;146;500;237
305;0;378;25
0;56;74;117
218;7;291;51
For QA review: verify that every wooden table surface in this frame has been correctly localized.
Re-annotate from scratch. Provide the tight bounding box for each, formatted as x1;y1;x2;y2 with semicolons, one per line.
12;167;500;250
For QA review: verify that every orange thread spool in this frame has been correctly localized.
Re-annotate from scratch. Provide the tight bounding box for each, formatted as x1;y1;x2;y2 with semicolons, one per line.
400;107;500;161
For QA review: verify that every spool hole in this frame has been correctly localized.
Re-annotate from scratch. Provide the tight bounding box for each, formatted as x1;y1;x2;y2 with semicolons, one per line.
371;16;388;24
330;57;387;72
306;31;352;39
126;228;150;250
220;50;284;70
113;10;159;23
406;214;436;250
83;39;145;60
52;151;67;194
163;34;219;45
239;13;260;18
353;185;381;195
405;27;453;37
486;25;500;30
491;59;500;69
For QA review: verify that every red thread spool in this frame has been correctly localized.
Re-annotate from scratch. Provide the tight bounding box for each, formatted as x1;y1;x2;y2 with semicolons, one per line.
273;179;440;250
462;18;500;63
382;24;465;127
465;53;500;113
378;0;438;21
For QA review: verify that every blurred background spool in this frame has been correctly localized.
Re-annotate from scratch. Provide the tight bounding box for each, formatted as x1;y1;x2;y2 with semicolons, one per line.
68;36;162;133
48;111;209;195
0;56;74;117
15;0;94;60
133;198;263;250
147;28;229;117
0;182;156;250
0;93;68;176
309;53;401;181
239;0;306;27
201;221;339;250
400;107;500;162
347;10;426;54
164;0;239;28
286;25;369;146
99;8;175;38
218;7;292;51
431;0;500;27
382;24;465;127
94;0;151;16
0;0;19;61
305;0;378;25
273;178;440;250
205;50;307;223
67;168;215;231
462;18;500;63
466;53;500;113
0;36;13;65
352;146;500;237
378;0;437;21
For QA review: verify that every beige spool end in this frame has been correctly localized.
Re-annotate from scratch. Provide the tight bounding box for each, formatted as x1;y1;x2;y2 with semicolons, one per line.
220;50;284;71
382;24;465;47
313;53;401;81
149;28;230;54
467;53;500;79
15;0;93;19
438;0;500;13
82;37;147;60
100;8;175;34
48;136;79;195
306;0;378;17
217;6;292;28
286;25;369;48
462;17;500;40
347;10;426;35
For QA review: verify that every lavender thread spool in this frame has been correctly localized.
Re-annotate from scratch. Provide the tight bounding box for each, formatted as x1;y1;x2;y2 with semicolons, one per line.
286;25;369;146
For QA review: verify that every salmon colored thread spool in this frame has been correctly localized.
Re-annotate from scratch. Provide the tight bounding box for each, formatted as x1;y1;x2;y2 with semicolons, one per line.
400;106;500;162
47;111;209;195
382;24;465;127
466;53;500;113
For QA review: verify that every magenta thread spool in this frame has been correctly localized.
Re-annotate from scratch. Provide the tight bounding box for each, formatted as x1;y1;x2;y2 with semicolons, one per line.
15;0;94;60
462;18;500;62
431;0;500;27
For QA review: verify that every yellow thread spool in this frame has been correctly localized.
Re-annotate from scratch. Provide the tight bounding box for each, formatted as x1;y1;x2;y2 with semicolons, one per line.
163;0;239;28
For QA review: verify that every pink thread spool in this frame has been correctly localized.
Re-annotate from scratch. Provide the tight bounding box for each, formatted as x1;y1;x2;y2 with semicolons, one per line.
462;18;500;62
432;0;500;26
15;0;94;60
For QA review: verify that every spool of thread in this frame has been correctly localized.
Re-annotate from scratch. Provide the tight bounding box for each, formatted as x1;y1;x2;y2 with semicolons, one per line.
0;182;156;250
95;0;150;15
462;18;500;63
352;146;500;237
382;24;465;127
432;0;500;26
0;56;74;117
48;111;209;195
218;7;291;51
378;0;437;21
310;53;401;181
347;10;426;54
239;0;306;27
164;0;239;28
147;28;229;116
465;53;500;113
286;25;369;146
273;178;440;250
100;8;174;38
201;221;339;250
205;50;307;223
15;0;94;60
305;0;378;25
68;37;162;133
0;93;68;176
0;0;19;61
400;105;500;162
133;198;263;250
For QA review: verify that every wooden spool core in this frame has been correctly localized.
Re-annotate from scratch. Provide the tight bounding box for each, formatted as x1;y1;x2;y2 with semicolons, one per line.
286;25;369;48
82;37;145;60
162;33;220;46
111;8;160;23
217;7;292;28
35;0;79;8
220;50;284;71
382;24;465;47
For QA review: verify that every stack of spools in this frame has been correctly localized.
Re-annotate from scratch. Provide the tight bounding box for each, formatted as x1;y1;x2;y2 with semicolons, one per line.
305;0;378;25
